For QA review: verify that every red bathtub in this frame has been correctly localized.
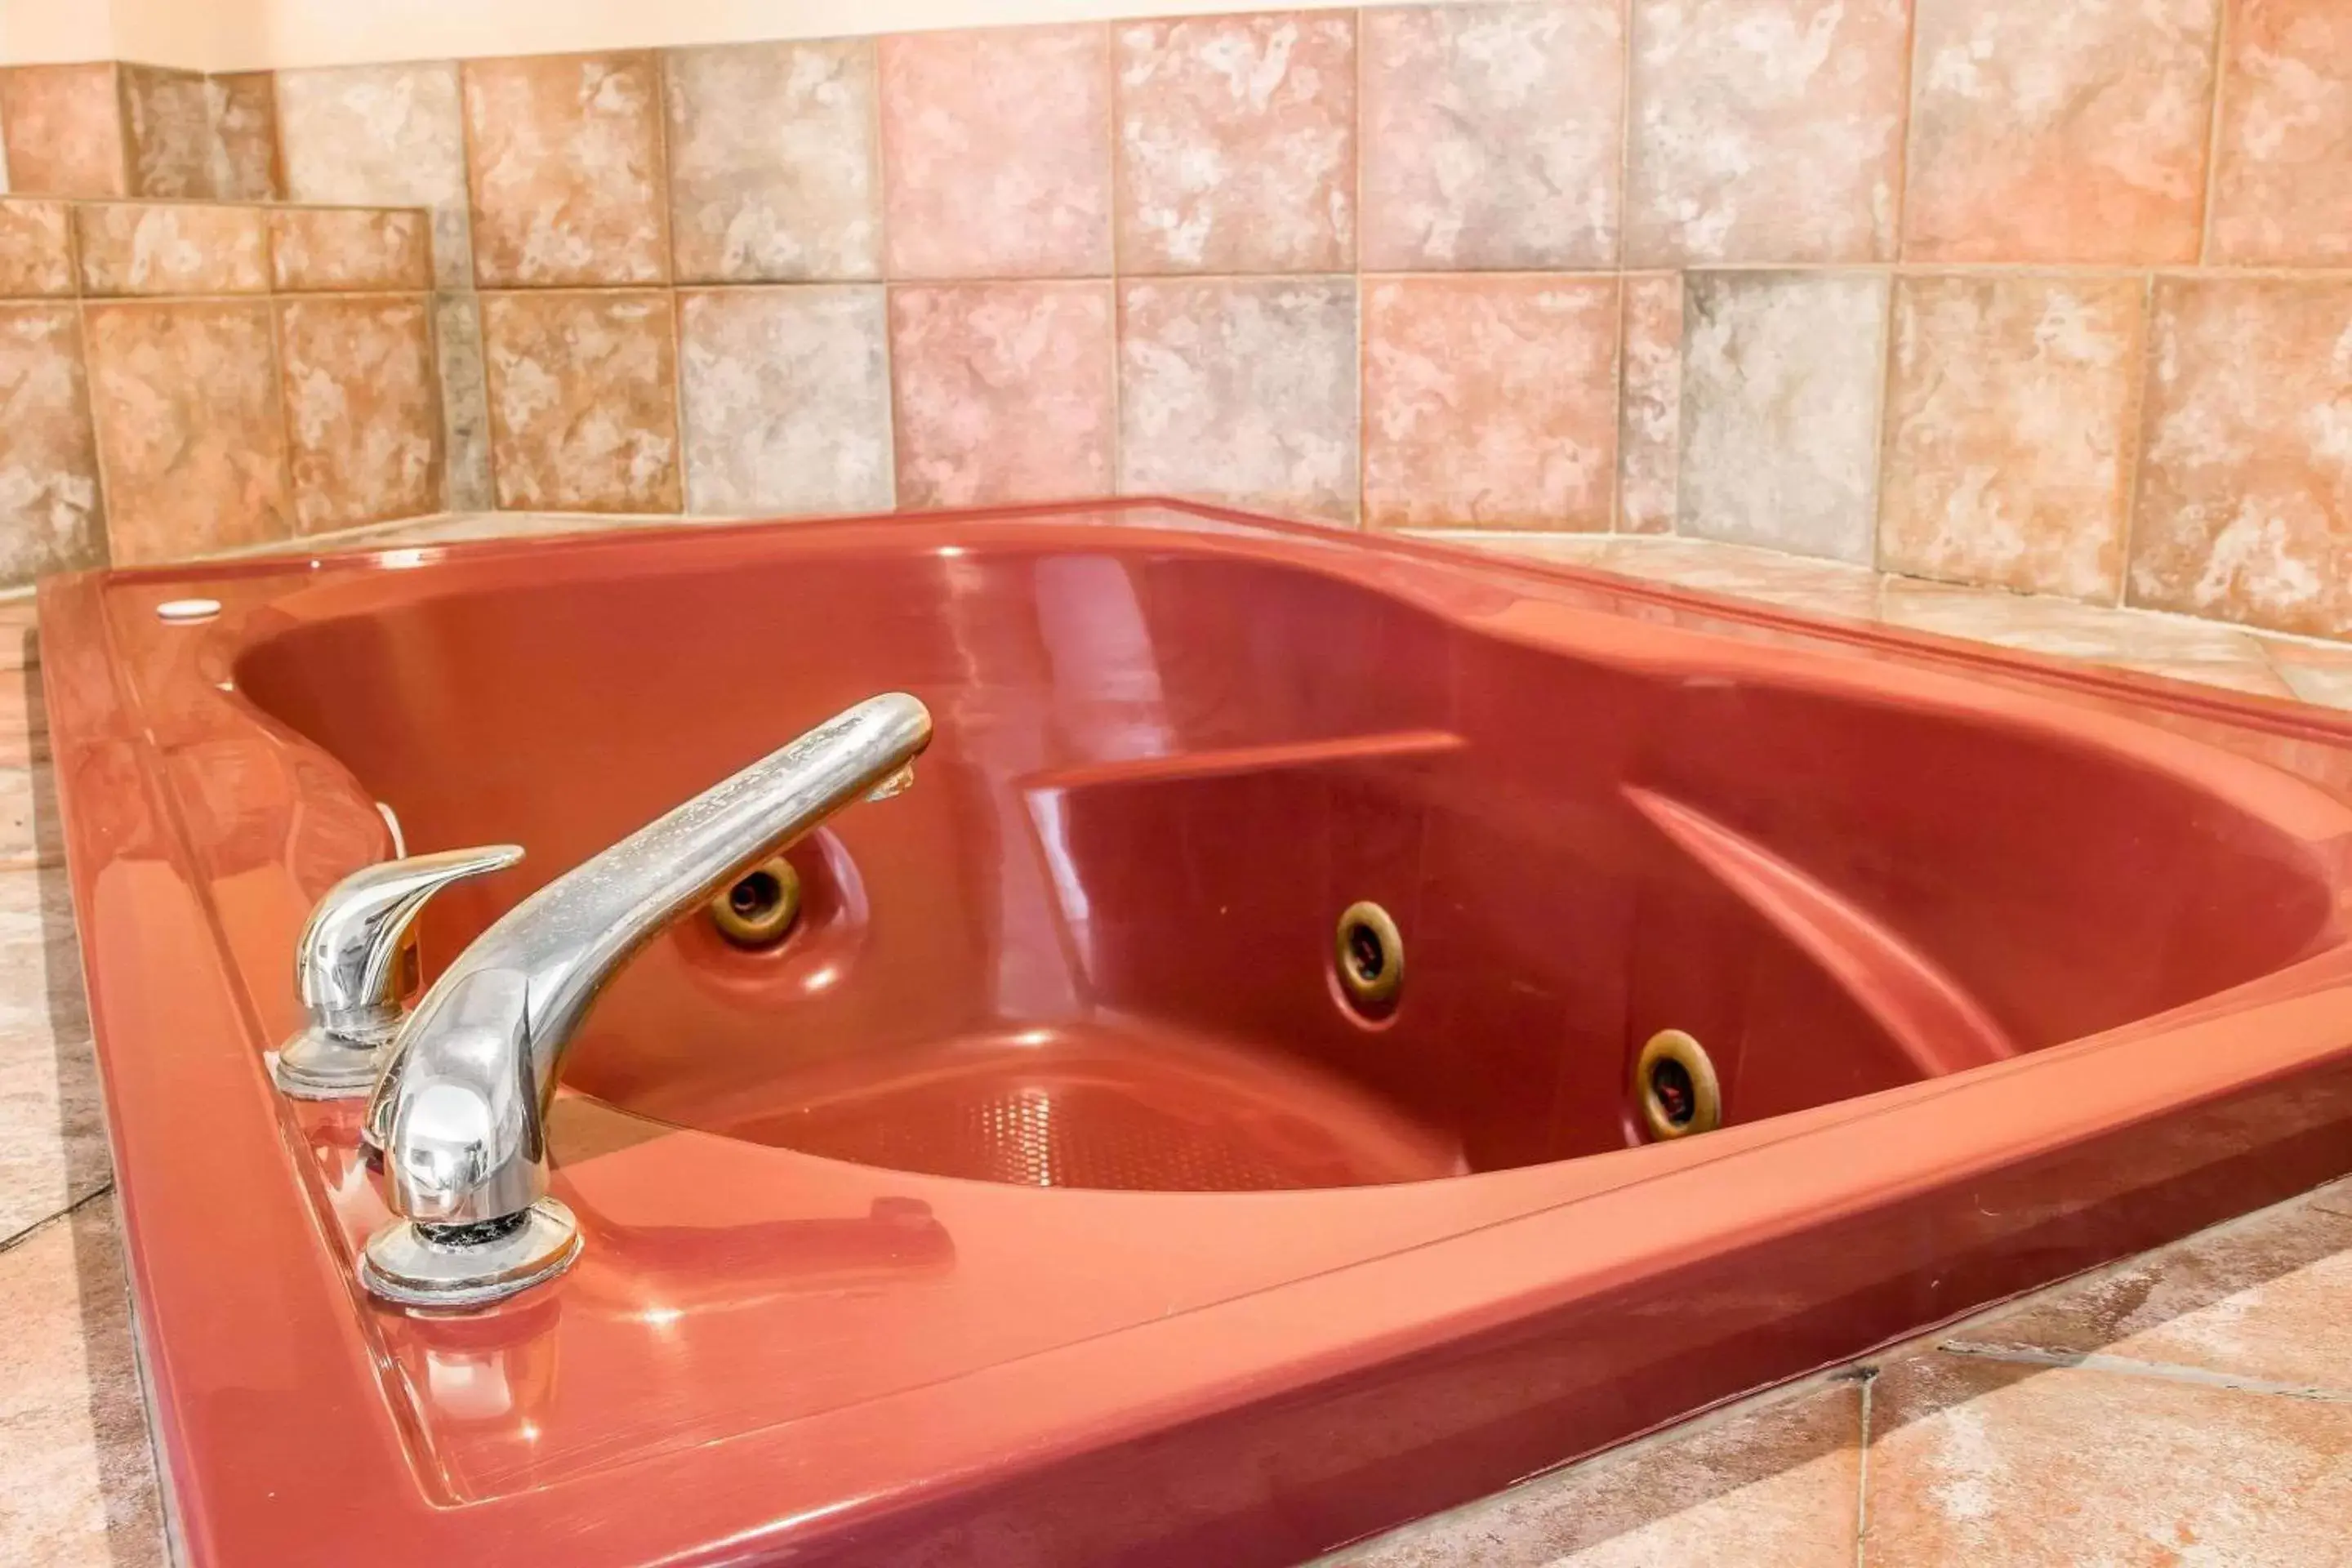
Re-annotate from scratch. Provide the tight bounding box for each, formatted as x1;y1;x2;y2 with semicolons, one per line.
41;500;2352;1565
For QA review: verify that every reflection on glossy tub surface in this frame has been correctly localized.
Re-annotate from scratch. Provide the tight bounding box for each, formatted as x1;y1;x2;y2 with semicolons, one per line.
43;500;2352;1566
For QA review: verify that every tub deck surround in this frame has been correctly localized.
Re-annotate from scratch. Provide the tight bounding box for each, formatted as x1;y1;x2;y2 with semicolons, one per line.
24;502;2352;1564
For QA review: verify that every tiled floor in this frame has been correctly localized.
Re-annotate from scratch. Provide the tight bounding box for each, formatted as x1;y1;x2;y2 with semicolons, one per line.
11;519;2352;1566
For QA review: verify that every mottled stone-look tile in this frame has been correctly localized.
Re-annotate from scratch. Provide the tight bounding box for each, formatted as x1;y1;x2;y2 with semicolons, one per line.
2262;637;2352;710
880;24;1113;279
206;71;283;201
1679;272;1890;562
83;300;292;564
1449;532;1888;619
679;285;891;516
1362;274;1618;531
275;62;474;287
1119;276;1356;522
1115;12;1354;274
1625;0;1909;265
1878;577;2284;689
1618;272;1681;534
1862;1351;2352;1566
464;52;668;288
0;65;123;198
2212;0;2352;265
0;200;72;297
1949;1194;2352;1390
1904;0;2221;264
1361;3;1623;271
481;290;679;513
433;293;493;511
1879;275;2147;603
0;1203;167;1567
73;203;268;297
0;306;105;587
1332;1378;1861;1566
891;281;1112;509
2128;278;2352;637
0;871;103;1232
269;207;432;292
278;296;442;534
664;40;880;283
117;65;213;199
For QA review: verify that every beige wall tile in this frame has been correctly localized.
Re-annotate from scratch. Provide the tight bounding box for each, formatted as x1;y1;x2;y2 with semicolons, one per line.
0;305;105;586
1115;12;1356;274
1904;0;2221;264
269;207;433;292
462;51;669;287
274;61;474;287
278;295;443;534
1360;2;1623;271
84;299;291;564
0;200;73;298
74;203;269;297
481;289;679;512
679;284;892;515
1880;275;2148;603
880;24;1113;279
2128;277;2352;637
890;280;1112;509
1618;272;1682;535
118;64;213;199
0;65;125;198
1626;0;1909;265
207;71;283;202
1678;271;1889;562
1118;274;1357;522
2211;0;2352;265
664;40;880;283
1362;274;1619;531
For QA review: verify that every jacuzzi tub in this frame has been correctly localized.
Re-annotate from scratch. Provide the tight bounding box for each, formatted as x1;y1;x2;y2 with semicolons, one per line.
42;500;2352;1566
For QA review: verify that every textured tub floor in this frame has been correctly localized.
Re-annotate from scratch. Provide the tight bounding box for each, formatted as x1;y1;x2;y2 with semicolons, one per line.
10;518;2352;1566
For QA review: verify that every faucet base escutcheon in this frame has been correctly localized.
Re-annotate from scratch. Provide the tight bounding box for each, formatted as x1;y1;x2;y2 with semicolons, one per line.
358;1198;583;1309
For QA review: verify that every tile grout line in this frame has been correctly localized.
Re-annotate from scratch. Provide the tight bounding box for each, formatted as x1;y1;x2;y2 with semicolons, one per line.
1937;1339;2352;1401
2116;271;2160;610
1851;1366;1877;1568
2197;0;2232;267
0;1180;114;1259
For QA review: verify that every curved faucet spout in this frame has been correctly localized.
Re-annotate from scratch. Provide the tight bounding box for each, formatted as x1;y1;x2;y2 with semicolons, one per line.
359;693;933;1307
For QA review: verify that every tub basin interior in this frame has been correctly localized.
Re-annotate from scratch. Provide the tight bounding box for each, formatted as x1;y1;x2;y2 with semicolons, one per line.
230;540;2341;1192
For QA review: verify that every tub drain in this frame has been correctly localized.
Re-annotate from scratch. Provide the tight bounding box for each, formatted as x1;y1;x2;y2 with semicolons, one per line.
710;857;803;947
1634;1028;1722;1140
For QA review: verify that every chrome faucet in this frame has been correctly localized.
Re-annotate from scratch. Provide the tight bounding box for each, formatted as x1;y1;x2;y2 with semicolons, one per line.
272;845;524;1099
356;693;933;1309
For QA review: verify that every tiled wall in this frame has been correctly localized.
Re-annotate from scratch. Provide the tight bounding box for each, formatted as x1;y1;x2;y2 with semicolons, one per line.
1;5;2350;642
0;196;444;581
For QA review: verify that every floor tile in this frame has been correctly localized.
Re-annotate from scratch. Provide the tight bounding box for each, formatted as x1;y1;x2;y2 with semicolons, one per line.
1862;1348;2352;1566
0;1200;165;1567
0;866;101;1242
1325;1375;1862;1567
1947;1193;2352;1392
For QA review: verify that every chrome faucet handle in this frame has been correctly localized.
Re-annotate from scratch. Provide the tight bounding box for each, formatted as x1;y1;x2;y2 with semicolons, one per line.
272;844;525;1100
